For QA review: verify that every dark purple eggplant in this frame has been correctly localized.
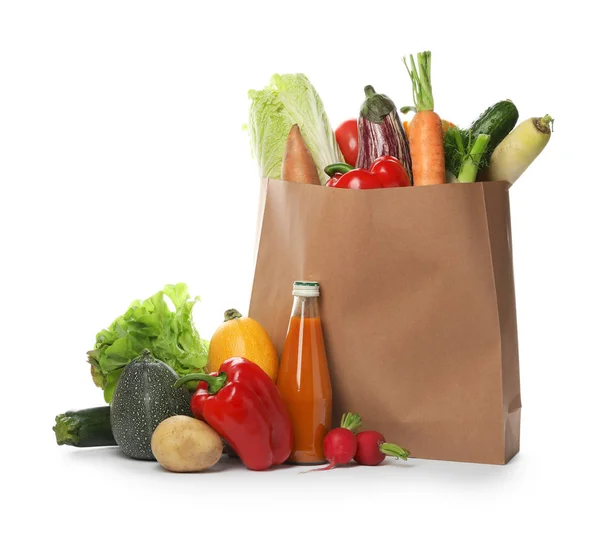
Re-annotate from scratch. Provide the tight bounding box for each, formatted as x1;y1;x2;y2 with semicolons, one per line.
356;85;413;184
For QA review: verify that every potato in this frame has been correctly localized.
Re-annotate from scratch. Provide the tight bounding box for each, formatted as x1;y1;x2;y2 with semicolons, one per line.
151;415;223;472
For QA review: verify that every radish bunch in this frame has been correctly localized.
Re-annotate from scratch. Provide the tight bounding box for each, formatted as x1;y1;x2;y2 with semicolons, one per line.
311;412;410;471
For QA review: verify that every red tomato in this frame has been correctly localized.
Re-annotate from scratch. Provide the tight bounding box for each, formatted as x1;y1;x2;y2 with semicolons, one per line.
370;156;411;188
333;169;382;190
335;119;359;167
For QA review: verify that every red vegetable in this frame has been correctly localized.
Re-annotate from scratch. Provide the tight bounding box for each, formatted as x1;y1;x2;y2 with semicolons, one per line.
308;413;362;472
325;156;409;189
370;155;411;188
175;357;293;471
335;119;359;167
325;172;343;187
327;169;381;190
354;430;410;466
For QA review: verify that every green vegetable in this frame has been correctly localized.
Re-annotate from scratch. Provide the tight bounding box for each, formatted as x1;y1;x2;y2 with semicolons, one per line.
468;100;519;162
248;73;344;185
445;100;518;181
324;162;354;177
404;52;435;112
87;283;208;403
444;128;491;183
110;350;192;460
53;407;116;447
484;115;553;185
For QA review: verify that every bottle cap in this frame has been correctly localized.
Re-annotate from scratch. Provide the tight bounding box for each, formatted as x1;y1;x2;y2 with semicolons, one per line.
293;281;320;297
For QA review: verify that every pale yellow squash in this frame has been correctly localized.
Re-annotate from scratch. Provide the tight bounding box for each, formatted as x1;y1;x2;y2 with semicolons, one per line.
207;309;279;381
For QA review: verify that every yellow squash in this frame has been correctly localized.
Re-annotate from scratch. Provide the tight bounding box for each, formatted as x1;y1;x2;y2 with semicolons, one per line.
207;309;279;381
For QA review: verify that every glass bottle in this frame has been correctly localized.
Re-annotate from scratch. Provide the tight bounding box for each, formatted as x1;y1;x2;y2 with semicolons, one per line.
277;281;332;464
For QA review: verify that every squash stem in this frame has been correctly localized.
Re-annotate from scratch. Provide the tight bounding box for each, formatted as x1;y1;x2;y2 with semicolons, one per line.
224;309;243;322
174;372;228;394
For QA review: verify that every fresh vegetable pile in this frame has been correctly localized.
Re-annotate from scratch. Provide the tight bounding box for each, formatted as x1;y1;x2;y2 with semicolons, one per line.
54;49;551;475
248;50;553;189
54;285;410;473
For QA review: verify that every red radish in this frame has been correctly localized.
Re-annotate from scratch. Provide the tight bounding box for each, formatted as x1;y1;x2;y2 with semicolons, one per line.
354;431;410;466
307;413;362;472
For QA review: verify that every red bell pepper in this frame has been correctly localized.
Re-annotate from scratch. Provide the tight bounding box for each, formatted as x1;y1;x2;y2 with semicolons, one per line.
325;155;410;189
175;357;293;471
369;155;411;188
328;168;382;189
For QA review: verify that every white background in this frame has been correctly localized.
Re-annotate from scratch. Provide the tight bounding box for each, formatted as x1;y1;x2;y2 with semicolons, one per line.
1;1;598;549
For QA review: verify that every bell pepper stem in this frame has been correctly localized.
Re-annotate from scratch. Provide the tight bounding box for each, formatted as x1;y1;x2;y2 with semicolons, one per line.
174;372;228;394
379;443;410;461
324;163;354;177
224;309;243;322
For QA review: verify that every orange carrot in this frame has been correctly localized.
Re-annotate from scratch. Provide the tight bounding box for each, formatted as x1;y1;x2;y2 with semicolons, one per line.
403;115;454;141
403;51;445;186
409;111;445;186
281;124;321;186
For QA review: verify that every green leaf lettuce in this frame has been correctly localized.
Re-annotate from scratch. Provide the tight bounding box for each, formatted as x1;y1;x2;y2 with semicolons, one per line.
87;283;209;403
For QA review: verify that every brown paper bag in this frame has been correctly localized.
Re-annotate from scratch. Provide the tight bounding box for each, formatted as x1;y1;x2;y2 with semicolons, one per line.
249;178;521;465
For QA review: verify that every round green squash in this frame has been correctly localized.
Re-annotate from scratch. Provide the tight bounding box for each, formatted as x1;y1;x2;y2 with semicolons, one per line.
110;350;192;460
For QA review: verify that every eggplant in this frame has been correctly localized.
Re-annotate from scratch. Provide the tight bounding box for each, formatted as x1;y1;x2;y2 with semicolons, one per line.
356;85;413;184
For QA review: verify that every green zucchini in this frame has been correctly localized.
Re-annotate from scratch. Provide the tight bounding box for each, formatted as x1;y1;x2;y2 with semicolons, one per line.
469;100;519;154
53;406;116;447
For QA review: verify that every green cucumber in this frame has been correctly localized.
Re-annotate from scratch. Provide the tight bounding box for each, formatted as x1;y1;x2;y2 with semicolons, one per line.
469;100;519;154
53;406;116;447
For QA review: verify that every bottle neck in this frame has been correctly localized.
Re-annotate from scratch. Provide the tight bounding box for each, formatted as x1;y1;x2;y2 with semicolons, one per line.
291;295;320;319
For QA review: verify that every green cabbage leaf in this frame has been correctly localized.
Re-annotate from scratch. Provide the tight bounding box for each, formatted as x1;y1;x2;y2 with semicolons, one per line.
248;73;343;184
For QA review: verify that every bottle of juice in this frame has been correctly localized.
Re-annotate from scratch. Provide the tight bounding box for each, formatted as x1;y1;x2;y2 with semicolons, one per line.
277;281;332;464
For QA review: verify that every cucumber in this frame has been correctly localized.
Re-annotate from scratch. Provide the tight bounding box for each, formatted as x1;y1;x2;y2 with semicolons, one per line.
469;100;519;154
110;350;192;460
53;406;116;447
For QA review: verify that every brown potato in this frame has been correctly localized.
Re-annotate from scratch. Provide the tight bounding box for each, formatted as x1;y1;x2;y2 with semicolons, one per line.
151;415;223;473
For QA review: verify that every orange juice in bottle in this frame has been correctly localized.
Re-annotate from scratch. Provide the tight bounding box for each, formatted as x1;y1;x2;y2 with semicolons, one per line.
277;281;332;464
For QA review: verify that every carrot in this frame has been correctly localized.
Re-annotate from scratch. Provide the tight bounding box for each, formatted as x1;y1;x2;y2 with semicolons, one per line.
401;108;455;141
402;115;454;141
281;124;321;185
403;51;445;186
